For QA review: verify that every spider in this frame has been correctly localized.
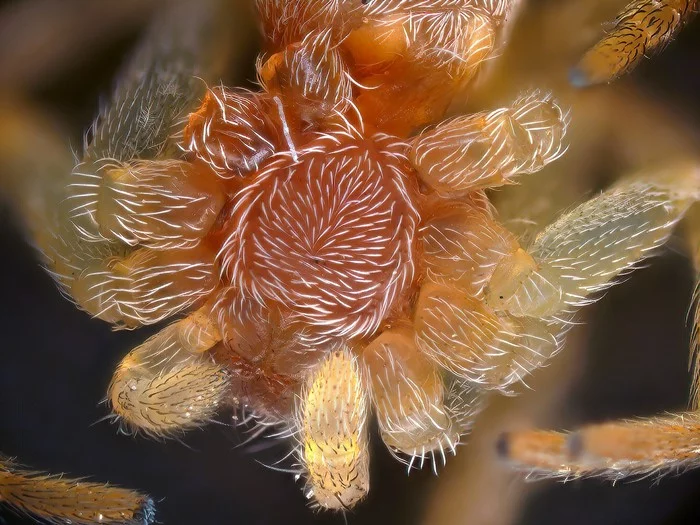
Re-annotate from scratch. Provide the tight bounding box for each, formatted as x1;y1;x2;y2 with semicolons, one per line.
1;0;699;523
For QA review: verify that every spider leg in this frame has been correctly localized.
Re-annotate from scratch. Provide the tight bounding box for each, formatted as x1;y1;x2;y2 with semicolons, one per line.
182;86;279;177
416;165;697;392
0;457;154;525
362;326;461;464
0;110;221;328
494;168;700;478
0;101;174;525
71;158;225;250
421;193;520;297
475;168;695;388
43;0;234;328
108;308;229;436
417;196;562;393
409;91;569;194
296;348;370;510
68;241;218;328
571;0;699;87
499;412;700;479
486;165;699;319
72;0;232;237
414;281;561;394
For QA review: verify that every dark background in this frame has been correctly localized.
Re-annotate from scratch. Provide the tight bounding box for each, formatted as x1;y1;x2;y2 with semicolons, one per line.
1;1;700;524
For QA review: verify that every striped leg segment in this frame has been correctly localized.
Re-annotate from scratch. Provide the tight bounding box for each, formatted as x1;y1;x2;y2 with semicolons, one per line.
0;458;154;525
499;413;700;479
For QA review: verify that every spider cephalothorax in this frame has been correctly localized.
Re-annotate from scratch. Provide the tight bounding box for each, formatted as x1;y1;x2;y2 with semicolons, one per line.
2;0;699;522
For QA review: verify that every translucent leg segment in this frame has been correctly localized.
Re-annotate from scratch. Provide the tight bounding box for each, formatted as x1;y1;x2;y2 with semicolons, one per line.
362;327;458;462
500;413;700;479
58;0;234;325
420;197;519;296
414;282;560;393
571;0;699;87
11;148;221;328
497;430;571;475
258;30;353;124
108;310;228;436
70;243;217;327
78;159;225;250
0;458;154;525
485;172;698;318
296;348;370;510
409;91;568;194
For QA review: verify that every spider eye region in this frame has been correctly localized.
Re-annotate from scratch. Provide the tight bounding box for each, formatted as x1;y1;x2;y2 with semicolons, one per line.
219;133;420;340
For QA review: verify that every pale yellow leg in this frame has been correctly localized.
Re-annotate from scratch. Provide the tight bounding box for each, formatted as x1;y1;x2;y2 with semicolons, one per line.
362;326;459;466
109;309;228;436
485;168;698;318
414;282;561;394
1;1;235;331
409;91;568;194
69;243;217;327
296;348;370;510
70;159;225;250
420;196;519;297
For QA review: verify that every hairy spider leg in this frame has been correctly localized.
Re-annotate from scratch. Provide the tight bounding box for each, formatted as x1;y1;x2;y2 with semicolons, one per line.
493;163;700;477
57;0;234;328
108;308;230;436
0;458;154;525
362;325;460;463
485;172;697;318
0;2;233;522
499;413;700;479
296;348;370;510
571;0;700;87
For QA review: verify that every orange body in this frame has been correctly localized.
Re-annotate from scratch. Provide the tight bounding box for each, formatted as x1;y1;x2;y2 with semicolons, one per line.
175;2;503;418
